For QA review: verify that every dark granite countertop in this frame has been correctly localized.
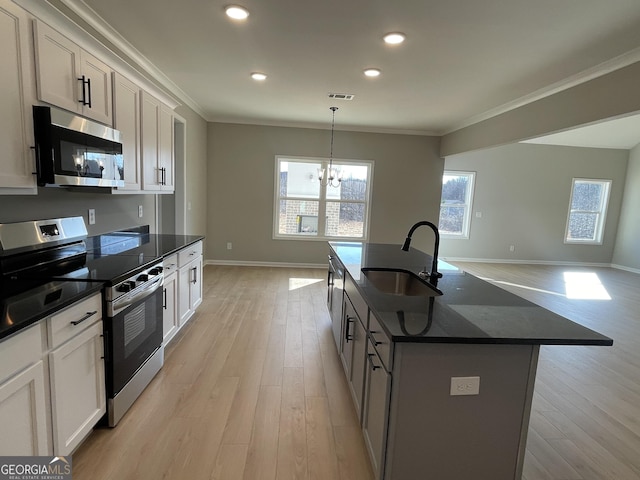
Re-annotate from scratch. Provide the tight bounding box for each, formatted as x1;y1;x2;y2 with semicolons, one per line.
330;242;613;346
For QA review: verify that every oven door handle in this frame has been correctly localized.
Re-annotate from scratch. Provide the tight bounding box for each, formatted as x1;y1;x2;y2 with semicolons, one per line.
109;276;163;317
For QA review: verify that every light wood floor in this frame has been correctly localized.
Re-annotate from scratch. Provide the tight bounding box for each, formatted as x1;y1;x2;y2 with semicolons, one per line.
71;263;640;480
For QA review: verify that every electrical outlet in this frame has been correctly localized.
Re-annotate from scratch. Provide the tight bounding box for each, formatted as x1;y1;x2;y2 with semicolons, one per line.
88;209;96;225
138;205;143;218
450;376;480;396
475;211;482;218
227;242;232;250
509;245;515;252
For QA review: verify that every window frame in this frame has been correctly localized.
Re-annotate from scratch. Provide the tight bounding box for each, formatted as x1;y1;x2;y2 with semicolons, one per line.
439;170;476;239
273;155;374;241
564;178;612;245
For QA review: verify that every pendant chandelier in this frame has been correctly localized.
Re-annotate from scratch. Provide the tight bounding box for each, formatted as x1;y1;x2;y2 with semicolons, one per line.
318;106;342;187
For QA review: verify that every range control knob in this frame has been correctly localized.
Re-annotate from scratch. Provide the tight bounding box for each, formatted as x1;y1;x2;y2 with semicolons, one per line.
117;282;132;293
148;267;163;275
137;274;149;282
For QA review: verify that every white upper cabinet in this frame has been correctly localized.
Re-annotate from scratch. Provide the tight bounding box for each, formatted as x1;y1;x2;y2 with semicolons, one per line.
141;90;174;193
112;72;141;191
0;0;37;194
33;19;113;125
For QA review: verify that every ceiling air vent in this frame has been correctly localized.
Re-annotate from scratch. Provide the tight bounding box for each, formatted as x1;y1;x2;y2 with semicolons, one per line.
328;93;354;101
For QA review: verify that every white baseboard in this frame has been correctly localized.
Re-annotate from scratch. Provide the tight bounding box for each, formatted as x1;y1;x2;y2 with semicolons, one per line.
205;259;326;269
610;263;640;275
441;257;612;268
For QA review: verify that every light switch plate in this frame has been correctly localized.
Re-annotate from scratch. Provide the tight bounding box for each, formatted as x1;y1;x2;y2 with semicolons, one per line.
138;205;143;218
88;209;96;225
450;376;480;396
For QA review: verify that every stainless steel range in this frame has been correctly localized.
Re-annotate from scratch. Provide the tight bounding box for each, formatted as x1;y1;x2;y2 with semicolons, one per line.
0;217;164;427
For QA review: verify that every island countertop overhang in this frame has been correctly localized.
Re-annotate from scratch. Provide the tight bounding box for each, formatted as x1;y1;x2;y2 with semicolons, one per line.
329;241;613;346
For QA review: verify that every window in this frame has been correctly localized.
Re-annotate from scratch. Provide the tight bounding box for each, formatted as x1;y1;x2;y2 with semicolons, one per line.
565;178;611;244
439;171;475;238
274;156;373;240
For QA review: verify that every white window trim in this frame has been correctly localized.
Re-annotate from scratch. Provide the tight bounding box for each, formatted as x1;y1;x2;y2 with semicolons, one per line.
439;170;476;240
273;155;374;241
564;178;612;245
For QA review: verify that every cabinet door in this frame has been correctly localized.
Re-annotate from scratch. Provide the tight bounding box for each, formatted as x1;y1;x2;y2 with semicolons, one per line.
362;341;391;480
33;20;81;113
140;90;161;191
112;72;141;191
49;321;106;455
159;103;174;191
0;360;50;455
349;315;367;421
0;1;37;192
79;50;113;125
163;272;178;344
178;261;192;325
340;297;355;376
189;256;203;311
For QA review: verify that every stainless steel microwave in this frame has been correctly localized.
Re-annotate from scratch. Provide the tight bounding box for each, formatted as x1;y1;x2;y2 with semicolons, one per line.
33;106;124;188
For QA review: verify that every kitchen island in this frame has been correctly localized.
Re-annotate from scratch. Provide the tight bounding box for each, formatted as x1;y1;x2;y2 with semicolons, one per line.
328;242;612;480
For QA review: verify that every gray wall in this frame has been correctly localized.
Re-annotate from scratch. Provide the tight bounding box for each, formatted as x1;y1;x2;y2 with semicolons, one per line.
441;61;640;157
176;105;208;237
0;188;157;235
440;143;628;264
207;123;442;265
612;143;640;270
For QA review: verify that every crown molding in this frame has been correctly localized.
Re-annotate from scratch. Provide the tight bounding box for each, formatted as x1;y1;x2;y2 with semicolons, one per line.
50;0;207;118
442;47;640;135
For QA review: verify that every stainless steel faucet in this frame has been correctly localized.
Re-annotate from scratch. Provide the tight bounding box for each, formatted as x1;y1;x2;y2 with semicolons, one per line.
401;220;442;286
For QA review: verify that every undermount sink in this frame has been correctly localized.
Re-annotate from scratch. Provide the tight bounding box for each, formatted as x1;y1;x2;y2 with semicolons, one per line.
362;268;443;297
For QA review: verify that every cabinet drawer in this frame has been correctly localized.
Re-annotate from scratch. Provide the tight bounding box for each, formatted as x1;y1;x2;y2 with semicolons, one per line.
48;293;102;348
178;241;202;267
163;253;178;275
368;313;392;372
0;324;44;384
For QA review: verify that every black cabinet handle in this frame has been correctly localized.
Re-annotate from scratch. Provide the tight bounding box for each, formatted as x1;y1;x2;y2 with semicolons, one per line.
163;287;167;309
367;353;381;371
86;77;92;108
70;310;97;326
78;75;90;106
345;315;354;342
192;266;197;284
370;330;382;346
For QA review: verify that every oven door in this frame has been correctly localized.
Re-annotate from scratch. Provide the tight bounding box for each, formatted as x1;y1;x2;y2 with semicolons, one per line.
104;278;163;397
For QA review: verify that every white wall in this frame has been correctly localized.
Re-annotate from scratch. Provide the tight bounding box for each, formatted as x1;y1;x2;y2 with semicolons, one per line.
207;123;442;265
440;143;628;264
612;143;640;271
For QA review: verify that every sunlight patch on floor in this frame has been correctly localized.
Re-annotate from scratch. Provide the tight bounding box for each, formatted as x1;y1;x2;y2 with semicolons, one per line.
289;277;324;291
563;271;611;300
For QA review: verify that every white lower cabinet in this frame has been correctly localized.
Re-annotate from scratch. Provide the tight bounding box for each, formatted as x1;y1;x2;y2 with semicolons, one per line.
362;338;391;479
177;242;203;326
0;292;106;456
0;359;49;455
49;320;105;455
162;270;178;344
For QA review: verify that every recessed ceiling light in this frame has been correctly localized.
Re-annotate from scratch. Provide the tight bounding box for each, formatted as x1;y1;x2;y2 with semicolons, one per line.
383;32;406;45
251;72;267;81
225;5;249;20
363;68;381;77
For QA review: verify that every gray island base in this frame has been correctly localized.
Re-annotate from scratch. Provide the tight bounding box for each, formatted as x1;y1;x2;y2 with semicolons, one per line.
327;242;612;480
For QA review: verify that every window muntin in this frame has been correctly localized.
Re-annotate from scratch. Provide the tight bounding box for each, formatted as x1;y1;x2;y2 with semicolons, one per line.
275;157;372;240
565;178;611;244
439;171;475;238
